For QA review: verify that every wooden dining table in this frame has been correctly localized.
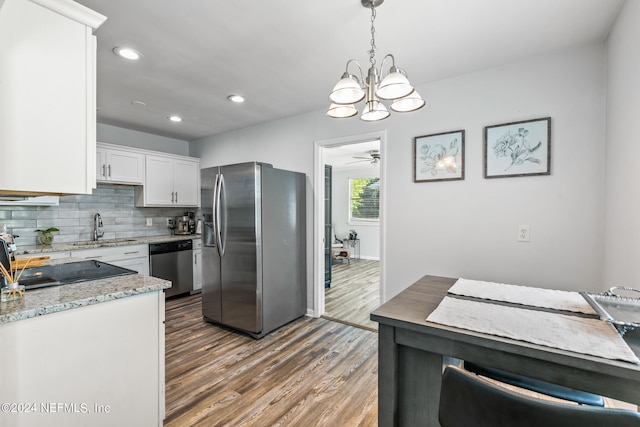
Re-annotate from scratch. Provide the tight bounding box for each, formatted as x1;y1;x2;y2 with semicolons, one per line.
370;275;640;427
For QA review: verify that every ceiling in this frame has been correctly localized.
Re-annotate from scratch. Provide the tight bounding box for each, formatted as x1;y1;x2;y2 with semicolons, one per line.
324;140;381;170
75;0;624;141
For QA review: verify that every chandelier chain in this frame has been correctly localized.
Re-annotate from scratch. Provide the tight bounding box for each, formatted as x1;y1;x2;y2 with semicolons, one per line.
368;3;377;68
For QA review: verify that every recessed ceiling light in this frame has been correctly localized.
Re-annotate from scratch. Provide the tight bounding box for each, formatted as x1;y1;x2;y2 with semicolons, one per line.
168;115;182;123
113;46;142;60
131;100;147;107
227;94;245;103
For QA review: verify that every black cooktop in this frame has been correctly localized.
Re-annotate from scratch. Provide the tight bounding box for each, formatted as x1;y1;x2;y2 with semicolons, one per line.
18;260;137;290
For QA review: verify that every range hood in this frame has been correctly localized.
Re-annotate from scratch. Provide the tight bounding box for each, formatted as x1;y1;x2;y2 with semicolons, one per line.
0;195;60;206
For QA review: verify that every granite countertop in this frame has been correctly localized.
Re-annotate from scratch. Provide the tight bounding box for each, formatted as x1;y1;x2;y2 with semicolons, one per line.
0;258;171;324
16;234;201;255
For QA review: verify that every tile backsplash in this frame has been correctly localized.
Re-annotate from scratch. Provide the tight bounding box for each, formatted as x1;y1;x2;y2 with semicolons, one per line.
0;184;190;247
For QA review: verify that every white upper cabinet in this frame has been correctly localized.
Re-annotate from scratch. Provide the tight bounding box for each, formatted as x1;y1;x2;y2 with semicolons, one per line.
135;155;200;207
172;158;200;206
97;142;145;185
0;0;106;195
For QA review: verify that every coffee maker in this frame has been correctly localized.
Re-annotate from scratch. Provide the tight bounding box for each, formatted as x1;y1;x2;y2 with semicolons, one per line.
174;212;195;235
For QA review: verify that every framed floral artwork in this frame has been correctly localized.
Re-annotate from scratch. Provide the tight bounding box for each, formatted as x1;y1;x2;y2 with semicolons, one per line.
413;130;465;182
484;117;551;178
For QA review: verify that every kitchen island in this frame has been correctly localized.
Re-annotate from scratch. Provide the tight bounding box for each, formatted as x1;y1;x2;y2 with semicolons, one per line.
0;264;170;427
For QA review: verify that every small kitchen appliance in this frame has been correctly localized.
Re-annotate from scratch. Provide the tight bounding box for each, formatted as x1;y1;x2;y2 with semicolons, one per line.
174;212;195;235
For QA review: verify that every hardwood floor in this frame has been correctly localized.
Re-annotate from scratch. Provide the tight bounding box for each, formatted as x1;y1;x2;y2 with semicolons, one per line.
164;294;379;427
324;259;380;331
164;294;635;426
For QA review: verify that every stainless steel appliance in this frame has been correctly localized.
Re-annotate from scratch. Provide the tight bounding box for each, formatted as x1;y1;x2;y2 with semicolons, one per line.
201;162;306;338
169;212;196;235
18;260;136;290
149;239;193;298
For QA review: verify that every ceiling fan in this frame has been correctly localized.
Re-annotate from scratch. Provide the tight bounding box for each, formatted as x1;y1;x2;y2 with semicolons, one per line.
348;149;381;164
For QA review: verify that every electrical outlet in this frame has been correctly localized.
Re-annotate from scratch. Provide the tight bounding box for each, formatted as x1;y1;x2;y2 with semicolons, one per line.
517;225;530;242
146;217;153;227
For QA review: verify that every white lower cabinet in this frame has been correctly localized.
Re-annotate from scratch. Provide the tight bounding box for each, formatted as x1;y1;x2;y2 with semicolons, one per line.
71;244;149;276
0;291;165;427
192;239;202;292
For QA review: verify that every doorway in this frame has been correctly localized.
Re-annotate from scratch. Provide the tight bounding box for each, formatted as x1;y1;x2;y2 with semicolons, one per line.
313;131;386;330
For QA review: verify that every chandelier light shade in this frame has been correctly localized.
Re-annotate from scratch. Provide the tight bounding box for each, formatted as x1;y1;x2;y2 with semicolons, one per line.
329;69;366;105
390;90;426;113
361;99;390;122
376;66;413;100
326;0;425;121
327;103;359;118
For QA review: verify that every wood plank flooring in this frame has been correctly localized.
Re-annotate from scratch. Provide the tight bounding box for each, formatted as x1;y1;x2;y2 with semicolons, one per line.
324;259;380;331
164;294;379;427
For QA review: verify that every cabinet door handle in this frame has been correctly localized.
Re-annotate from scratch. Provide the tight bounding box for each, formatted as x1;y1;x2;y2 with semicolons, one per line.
171;192;175;203
124;251;139;255
86;256;102;259
175;192;178;203
194;254;197;265
102;164;106;178
108;164;112;177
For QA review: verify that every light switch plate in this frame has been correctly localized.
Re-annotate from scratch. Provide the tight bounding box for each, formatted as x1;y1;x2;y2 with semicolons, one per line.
146;217;153;227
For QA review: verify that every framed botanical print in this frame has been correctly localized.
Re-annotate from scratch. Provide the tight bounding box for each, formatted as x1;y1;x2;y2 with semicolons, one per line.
413;130;465;182
484;117;551;178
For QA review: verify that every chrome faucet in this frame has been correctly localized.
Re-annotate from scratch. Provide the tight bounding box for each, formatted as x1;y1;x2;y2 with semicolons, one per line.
93;213;104;241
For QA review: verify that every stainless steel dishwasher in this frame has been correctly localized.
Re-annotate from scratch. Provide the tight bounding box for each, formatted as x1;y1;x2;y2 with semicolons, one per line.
149;239;193;298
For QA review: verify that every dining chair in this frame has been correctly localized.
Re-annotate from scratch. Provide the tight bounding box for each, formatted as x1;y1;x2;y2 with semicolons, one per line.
439;366;640;427
463;361;605;406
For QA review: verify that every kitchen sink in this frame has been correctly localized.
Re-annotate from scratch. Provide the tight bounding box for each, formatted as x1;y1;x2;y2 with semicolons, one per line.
71;238;138;246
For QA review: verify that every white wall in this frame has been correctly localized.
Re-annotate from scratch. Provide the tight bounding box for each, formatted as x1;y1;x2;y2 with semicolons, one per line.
332;166;380;260
191;43;608;309
97;123;189;156
390;45;607;297
604;1;640;286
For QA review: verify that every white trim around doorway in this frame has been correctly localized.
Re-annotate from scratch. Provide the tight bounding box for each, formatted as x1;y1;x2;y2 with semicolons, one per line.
312;130;387;318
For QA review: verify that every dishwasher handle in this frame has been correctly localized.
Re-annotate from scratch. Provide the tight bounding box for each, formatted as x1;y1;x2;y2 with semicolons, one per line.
149;240;193;255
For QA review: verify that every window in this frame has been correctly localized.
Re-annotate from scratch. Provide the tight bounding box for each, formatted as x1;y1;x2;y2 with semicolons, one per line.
349;177;380;222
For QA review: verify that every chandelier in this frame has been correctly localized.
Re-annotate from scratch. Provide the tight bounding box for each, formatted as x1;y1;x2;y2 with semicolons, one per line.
327;0;425;121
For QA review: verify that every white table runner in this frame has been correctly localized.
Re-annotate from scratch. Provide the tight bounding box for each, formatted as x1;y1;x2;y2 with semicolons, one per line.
449;278;596;315
427;296;639;364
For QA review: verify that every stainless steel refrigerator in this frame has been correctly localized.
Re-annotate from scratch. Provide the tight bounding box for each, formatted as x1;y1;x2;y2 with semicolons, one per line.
201;162;306;338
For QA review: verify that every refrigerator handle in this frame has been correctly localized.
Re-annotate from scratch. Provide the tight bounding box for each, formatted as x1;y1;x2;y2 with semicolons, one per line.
215;173;225;257
212;173;221;254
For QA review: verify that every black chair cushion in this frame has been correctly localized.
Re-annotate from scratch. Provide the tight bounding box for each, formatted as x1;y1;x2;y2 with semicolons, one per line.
439;366;640;427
